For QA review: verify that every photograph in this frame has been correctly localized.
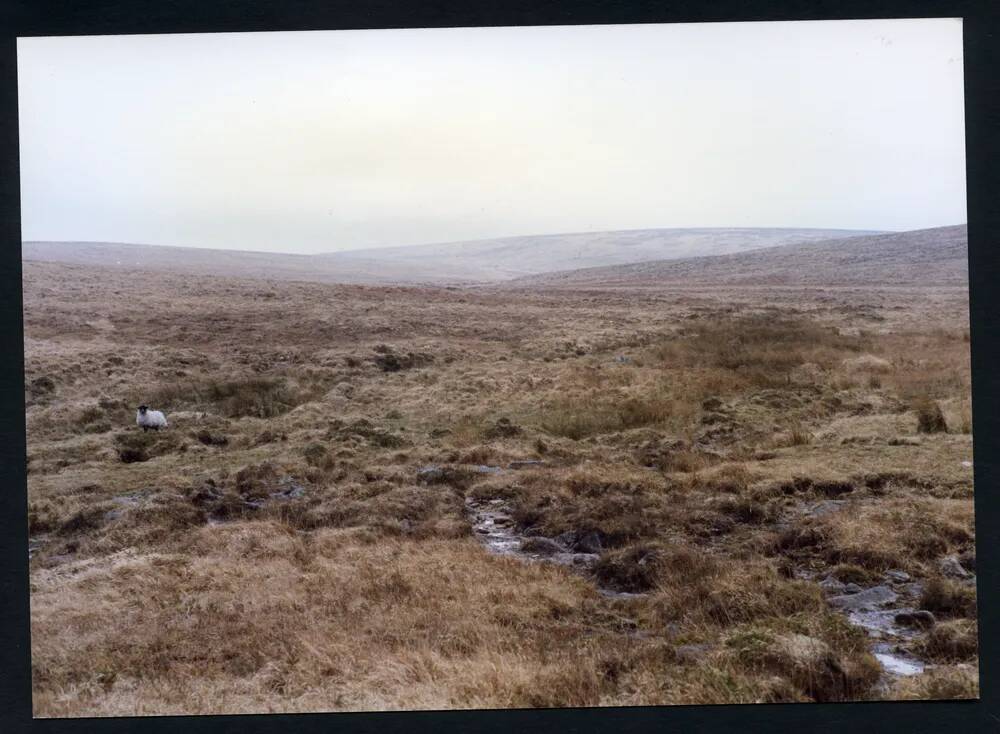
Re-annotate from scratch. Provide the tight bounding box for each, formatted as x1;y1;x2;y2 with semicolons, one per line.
17;18;976;717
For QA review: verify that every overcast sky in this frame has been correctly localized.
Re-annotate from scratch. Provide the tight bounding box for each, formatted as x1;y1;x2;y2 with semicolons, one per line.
18;19;966;254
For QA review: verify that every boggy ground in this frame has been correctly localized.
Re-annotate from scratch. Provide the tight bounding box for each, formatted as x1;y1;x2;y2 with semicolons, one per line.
23;260;977;716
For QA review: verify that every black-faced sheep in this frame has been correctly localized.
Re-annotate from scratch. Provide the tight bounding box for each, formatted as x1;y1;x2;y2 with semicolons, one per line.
136;405;168;432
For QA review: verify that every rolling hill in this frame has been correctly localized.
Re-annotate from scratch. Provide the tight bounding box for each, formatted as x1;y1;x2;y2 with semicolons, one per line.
508;225;968;288
22;227;882;286
314;228;884;281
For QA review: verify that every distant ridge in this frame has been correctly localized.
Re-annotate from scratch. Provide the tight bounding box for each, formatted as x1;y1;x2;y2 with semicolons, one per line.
22;227;884;285
316;227;885;281
506;225;968;288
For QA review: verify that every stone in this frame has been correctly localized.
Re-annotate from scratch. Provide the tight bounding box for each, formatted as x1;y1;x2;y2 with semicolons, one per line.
806;500;848;518
828;585;897;611
885;569;911;583
509;460;546;470
519;537;566;556
471;465;504;475
820;577;848;593
554;531;577;547
958;551;976;573
939;555;972;579
417;465;475;485
574;530;606;555
894;610;936;629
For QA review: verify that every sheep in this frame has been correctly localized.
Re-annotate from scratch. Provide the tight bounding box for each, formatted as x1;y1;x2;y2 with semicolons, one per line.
136;404;168;432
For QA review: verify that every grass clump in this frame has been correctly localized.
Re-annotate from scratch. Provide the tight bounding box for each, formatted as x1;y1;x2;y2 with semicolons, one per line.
919;577;977;619
919;620;978;662
914;397;949;434
150;376;303;418
538;394;671;440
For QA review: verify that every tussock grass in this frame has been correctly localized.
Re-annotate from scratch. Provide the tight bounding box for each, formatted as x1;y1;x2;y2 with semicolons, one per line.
149;376;306;418
23;263;976;713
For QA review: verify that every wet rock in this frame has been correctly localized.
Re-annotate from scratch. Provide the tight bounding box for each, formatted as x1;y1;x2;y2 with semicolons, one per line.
885;569;911;583
806;500;848;518
520;537;567;556
939;555;972;579
820;576;849;593
471;465;504;475
509;460;546;470
828;585;897;611
894;610;937;629
958;551;976;573
553;529;606;554
416;464;475;487
270;481;305;500
574;530;606;555
568;553;600;567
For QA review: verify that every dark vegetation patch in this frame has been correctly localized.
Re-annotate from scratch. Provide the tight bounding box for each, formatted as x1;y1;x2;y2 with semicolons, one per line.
919;577;977;619
919;620;978;662
483;417;523;440
538;393;673;440
113;431;185;463
510;473;671;549
829;564;880;585
55;504;116;537
914;398;949;434
149;376;307;418
327;418;407;449
371;345;434;372
194;429;229;447
593;543;664;593
652;316;868;388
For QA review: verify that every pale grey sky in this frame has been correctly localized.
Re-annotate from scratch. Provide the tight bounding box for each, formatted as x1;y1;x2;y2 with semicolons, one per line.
18;19;966;254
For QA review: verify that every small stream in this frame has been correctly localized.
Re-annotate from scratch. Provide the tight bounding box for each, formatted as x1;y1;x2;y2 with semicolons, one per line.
467;482;931;682
806;570;927;678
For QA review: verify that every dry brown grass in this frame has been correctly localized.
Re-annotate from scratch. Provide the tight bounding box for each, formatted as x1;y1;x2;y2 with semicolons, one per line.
22;261;976;715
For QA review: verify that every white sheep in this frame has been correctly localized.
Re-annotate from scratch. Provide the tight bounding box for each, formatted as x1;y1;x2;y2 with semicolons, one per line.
136;404;168;432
